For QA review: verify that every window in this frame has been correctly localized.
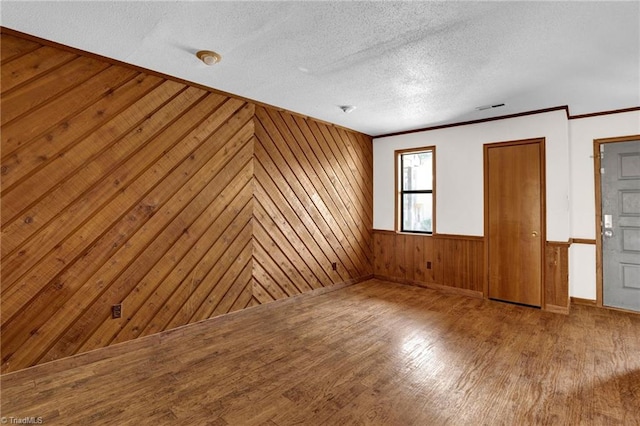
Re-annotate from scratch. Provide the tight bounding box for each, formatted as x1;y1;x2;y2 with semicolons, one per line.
396;147;435;234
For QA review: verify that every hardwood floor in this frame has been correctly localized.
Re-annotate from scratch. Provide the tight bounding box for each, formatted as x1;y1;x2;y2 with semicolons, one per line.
1;279;639;425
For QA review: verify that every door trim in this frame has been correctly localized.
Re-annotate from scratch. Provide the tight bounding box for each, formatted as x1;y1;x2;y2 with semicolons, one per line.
593;134;640;308
483;137;547;308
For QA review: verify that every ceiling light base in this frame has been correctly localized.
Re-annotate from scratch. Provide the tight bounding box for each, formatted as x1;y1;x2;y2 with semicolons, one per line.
197;50;222;66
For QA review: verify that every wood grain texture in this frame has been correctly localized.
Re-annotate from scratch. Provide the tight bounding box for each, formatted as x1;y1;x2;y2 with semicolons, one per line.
571;238;596;245
571;297;598;307
0;34;41;63
486;140;545;307
254;106;373;301
2;279;638;425
372;231;483;295
373;231;569;310
0;33;373;373
545;241;570;314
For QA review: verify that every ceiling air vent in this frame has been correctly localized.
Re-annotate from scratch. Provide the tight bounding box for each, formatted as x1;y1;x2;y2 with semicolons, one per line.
476;103;505;111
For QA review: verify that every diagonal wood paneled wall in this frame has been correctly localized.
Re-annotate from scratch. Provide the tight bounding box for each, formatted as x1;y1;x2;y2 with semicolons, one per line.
253;107;372;302
0;31;373;373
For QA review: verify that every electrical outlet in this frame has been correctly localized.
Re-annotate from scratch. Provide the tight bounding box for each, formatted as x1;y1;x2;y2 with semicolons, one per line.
111;303;122;319
331;262;337;271
426;261;432;269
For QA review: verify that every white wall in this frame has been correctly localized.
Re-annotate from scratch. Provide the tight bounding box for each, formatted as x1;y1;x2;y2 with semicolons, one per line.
374;110;570;240
569;244;597;300
568;111;640;238
373;109;640;300
568;110;640;299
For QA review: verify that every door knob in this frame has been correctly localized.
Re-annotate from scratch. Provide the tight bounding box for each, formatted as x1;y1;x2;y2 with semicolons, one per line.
532;231;538;237
603;229;613;238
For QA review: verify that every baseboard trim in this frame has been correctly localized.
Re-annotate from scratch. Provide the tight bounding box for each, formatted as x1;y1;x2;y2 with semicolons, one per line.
374;275;483;299
570;297;597;307
301;275;374;298
545;303;570;315
570;297;640;315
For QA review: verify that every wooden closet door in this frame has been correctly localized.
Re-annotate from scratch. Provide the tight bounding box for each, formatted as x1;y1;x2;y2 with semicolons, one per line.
485;139;545;307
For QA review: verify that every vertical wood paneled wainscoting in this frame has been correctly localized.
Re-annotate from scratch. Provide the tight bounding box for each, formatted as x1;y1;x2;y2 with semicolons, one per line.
373;231;570;312
0;30;373;373
373;231;484;298
545;241;570;314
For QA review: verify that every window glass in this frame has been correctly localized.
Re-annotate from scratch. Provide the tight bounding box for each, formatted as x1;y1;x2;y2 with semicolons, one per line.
398;148;434;234
402;193;432;233
402;152;432;191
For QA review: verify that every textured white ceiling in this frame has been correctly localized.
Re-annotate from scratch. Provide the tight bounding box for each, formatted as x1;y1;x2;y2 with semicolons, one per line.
2;1;639;136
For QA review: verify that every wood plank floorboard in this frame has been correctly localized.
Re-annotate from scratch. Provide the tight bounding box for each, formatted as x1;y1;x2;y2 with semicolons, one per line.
1;279;639;425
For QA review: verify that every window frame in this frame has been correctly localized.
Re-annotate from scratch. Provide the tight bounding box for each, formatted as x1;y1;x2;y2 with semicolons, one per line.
395;146;436;235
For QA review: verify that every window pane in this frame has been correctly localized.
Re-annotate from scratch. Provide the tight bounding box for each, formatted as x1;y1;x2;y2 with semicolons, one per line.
402;193;433;233
401;151;432;191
